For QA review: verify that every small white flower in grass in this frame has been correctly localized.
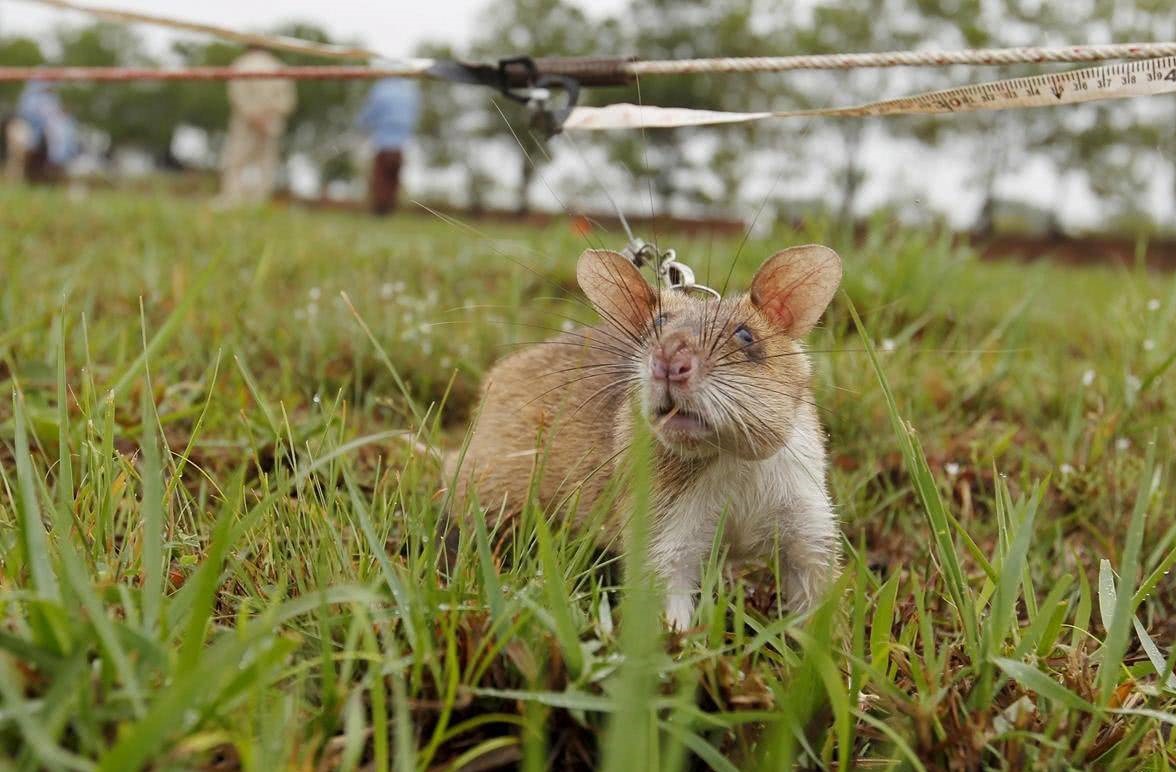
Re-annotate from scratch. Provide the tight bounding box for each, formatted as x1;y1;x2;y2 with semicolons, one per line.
1060;463;1075;476
1143;339;1155;351
561;319;575;332
312;393;321;405
1116;437;1132;452
1126;374;1141;393
880;338;897;352
1081;369;1095;387
1147;298;1161;312
380;282;395;300
944;462;961;477
306;302;318;318
308;286;322;301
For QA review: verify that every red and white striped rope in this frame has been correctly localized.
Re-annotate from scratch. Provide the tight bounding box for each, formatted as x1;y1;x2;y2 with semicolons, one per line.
0;64;434;83
14;0;383;61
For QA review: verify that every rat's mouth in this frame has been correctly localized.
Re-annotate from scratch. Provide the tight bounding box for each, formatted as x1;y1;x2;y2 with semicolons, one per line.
652;402;711;437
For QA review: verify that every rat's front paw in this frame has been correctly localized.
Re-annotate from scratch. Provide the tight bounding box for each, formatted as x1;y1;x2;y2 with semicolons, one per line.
784;559;837;614
664;592;695;631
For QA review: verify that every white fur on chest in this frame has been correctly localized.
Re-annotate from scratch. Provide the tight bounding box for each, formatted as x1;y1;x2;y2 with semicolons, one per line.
650;419;833;567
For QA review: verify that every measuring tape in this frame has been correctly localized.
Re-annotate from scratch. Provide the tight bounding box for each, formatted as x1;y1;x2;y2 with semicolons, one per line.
563;56;1176;130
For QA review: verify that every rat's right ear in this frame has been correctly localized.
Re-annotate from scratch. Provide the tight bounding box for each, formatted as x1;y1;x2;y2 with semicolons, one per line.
750;245;842;337
577;249;656;332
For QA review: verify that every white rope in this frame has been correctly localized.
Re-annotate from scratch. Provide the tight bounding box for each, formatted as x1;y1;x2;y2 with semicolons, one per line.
625;43;1176;75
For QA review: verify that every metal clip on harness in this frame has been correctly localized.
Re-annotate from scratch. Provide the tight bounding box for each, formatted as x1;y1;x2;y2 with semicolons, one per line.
495;56;580;135
623;237;721;300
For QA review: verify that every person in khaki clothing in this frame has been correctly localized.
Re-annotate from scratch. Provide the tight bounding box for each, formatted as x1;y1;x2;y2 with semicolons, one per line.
217;48;296;206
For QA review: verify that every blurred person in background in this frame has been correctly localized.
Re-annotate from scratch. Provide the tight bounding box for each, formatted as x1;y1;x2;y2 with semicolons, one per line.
2;116;32;182
5;81;78;183
357;78;420;215
217;48;296;206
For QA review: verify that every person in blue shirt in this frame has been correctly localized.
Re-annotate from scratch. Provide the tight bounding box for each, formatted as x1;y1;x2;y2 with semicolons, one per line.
357;78;421;214
12;82;79;182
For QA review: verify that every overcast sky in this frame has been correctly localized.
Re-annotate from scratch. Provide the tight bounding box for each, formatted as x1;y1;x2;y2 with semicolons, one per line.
0;0;625;56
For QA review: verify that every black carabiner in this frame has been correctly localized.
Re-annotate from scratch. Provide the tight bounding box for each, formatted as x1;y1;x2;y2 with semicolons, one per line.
533;73;580;134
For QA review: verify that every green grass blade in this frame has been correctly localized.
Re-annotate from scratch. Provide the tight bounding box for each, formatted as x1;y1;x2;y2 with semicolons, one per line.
0;654;96;772
870;573;900;670
232;353;281;438
12;391;60;600
601;410;661;772
98;587;376;772
344;474;417;645
139;384;165;635
54;317;74;517
847;299;978;655
978;481;1042;704
994;658;1097;712
1097;439;1156;703
176;494;236;673
534;509;585;680
104;264;216;403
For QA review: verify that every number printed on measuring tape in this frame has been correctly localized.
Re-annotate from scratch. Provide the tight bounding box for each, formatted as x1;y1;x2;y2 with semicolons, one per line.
564;56;1176;131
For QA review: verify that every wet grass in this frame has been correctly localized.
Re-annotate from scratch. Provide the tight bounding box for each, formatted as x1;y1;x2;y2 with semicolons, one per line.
1;183;1175;769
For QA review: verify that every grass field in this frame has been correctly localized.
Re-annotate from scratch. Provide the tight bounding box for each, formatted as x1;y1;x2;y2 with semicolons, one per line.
1;182;1175;770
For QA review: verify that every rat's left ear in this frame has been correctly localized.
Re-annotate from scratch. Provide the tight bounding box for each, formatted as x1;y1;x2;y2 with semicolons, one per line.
577;249;656;333
750;245;842;337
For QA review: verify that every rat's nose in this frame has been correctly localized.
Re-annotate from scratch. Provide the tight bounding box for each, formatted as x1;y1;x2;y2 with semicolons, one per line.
667;349;696;382
652;342;698;384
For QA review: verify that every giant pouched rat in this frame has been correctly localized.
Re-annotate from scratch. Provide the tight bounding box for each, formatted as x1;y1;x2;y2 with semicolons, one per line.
448;245;843;630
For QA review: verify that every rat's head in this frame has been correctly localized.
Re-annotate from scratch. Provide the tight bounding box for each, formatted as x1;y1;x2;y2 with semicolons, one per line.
577;245;842;460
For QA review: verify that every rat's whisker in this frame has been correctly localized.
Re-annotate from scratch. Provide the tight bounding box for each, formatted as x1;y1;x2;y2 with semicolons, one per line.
711;377;833;418
712;346;864;368
566;377;641;422
519;370;638;411
493;339;639;359
441;302;642;355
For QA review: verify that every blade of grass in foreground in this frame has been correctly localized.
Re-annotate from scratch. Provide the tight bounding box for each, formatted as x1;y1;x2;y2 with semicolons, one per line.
105;262;217;403
345;472;418;645
977;480;1042;706
846;299;979;658
0;654;95;772
139;382;165;635
600;407;659;772
55;317;74;515
12;391;60;601
1096;438;1156;704
534;502;586;680
98;586;378;772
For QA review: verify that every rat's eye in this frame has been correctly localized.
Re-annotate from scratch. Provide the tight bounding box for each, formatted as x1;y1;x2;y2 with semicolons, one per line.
733;325;755;347
652;313;668;330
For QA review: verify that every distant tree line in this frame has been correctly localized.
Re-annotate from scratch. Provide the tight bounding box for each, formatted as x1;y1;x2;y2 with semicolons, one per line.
2;0;1174;232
